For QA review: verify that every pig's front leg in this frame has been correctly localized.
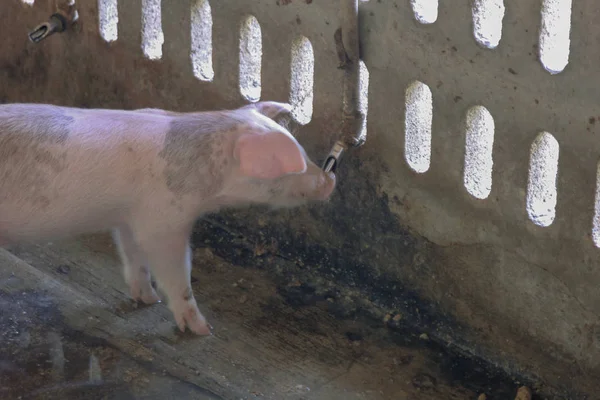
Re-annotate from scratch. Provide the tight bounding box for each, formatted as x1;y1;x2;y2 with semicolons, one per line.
136;230;212;336
112;227;161;304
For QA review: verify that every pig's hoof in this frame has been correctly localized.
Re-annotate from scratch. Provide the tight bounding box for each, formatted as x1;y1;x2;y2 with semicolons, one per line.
175;305;212;336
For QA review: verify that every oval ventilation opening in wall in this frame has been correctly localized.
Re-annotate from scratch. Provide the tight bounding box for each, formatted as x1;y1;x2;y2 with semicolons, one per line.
464;105;495;199
410;0;438;24
191;0;214;82
99;0;119;42
405;81;433;174
141;0;164;60
239;15;262;102
527;131;559;227
592;162;600;247
472;0;505;49
539;0;572;74
358;60;370;139
289;36;314;125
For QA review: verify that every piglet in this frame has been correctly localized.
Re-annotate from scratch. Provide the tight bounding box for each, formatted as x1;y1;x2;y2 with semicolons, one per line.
0;101;336;335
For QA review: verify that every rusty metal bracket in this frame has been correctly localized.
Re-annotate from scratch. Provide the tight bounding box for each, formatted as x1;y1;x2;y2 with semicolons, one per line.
28;0;79;44
322;0;366;174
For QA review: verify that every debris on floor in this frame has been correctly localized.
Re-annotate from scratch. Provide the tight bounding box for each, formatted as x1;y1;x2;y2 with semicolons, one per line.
0;235;547;399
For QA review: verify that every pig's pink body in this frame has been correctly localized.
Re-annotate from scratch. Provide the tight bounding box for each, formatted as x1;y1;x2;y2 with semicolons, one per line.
0;101;335;335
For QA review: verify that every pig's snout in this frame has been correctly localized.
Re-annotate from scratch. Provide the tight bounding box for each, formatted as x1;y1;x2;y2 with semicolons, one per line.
283;168;336;205
319;171;336;200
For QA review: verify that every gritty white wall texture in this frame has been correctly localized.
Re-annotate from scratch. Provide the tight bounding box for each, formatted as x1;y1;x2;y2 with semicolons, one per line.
289;36;314;125
190;0;214;82
472;0;505;49
464;105;495;200
141;0;164;60
98;0;118;42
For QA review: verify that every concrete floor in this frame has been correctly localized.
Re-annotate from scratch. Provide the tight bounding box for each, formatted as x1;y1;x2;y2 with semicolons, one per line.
0;233;533;400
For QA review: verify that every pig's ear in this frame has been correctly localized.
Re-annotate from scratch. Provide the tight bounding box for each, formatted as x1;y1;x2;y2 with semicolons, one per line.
234;131;307;180
244;101;293;120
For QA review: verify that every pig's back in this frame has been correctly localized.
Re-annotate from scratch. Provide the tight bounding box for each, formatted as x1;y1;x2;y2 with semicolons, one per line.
0;104;170;243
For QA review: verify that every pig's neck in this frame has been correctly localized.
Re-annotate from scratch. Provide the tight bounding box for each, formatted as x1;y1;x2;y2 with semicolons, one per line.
200;176;276;215
157;119;239;216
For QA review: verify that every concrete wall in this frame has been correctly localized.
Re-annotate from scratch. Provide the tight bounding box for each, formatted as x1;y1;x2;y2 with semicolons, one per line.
2;0;599;397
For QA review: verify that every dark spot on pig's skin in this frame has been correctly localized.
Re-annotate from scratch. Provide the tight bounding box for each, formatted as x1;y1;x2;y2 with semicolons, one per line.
0;104;73;206
183;287;193;301
159;114;239;197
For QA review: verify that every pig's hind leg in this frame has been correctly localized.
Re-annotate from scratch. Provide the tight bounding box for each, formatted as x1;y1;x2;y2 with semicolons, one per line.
112;227;161;304
134;230;212;336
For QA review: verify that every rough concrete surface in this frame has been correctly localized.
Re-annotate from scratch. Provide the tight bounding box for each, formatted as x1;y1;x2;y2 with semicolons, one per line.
0;237;485;399
1;0;600;399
